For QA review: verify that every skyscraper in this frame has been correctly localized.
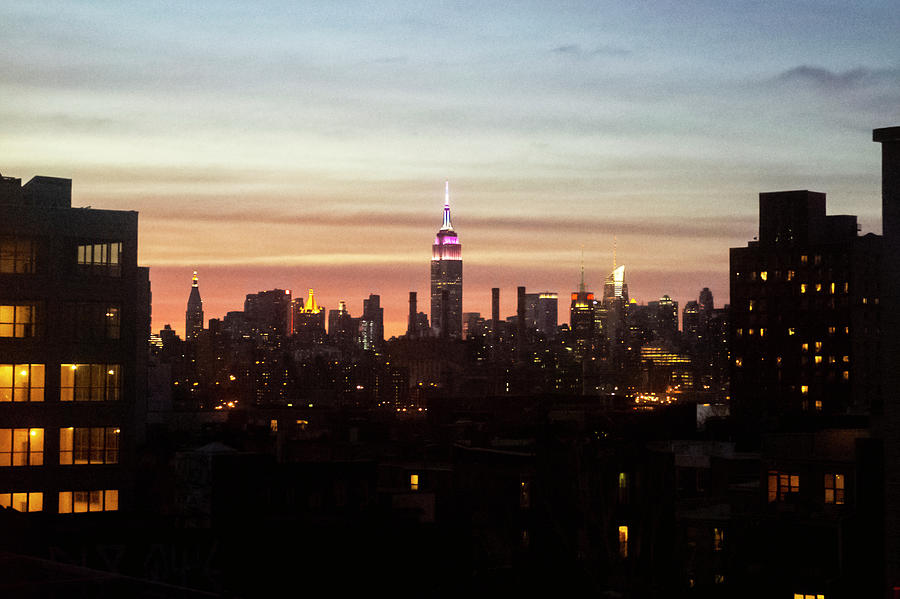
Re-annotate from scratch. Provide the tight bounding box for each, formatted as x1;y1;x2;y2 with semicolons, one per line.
185;271;203;340
430;181;462;339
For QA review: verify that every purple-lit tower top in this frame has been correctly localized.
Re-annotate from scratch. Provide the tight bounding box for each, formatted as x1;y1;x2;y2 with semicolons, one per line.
433;181;461;261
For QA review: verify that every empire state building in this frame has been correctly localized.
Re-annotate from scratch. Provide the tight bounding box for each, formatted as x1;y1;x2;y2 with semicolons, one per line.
431;181;462;339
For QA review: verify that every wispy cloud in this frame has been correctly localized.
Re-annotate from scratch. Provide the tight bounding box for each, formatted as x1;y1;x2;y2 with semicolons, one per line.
551;43;630;58
773;65;900;91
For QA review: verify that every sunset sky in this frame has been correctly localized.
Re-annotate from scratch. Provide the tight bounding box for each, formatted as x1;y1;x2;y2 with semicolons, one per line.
2;1;898;337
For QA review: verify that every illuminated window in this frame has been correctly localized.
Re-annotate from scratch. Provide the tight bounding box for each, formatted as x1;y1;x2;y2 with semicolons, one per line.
0;492;43;512
748;300;755;311
736;328;742;337
618;472;628;505
0;237;36;273
794;594;826;599
800;255;808;265
800;283;808;294
618;525;628;558
828;326;836;335
787;270;795;281
713;527;724;551
59;427;119;465
842;355;850;363
768;470;799;502
748;328;755;336
714;574;725;584
77;242;122;276
409;473;419;491
269;419;278;432
824;473;844;505
815;342;822;352
760;271;768;281
814;255;821;265
788;327;795;336
842;371;849;381
759;328;766;337
801;385;809;395
58;489;118;513
0;364;44;402
520;480;531;508
59;364;121;401
0;304;38;337
0;428;43;466
68;304;120;340
802;343;809;352
843;326;849;334
843;282;849;293
815;283;822;292
814;356;823;364
830;282;835;294
815;400;822;411
734;358;742;367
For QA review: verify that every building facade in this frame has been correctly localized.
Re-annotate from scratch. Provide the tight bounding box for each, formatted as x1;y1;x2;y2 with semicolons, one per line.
0;173;149;515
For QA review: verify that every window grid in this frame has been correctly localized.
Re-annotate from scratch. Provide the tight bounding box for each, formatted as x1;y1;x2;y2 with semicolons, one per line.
0;492;43;512
0;428;44;466
77;242;122;276
0;304;37;338
58;489;119;513
0;237;36;274
59;364;121;401
824;473;845;505
59;426;119;465
0;364;44;402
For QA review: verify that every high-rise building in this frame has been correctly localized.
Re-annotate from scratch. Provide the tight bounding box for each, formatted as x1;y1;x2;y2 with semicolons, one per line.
524;292;558;337
430;182;462;339
185;271;203;340
0;172;150;515
244;288;292;346
359;294;383;350
570;266;595;355
730;190;881;425
293;288;325;344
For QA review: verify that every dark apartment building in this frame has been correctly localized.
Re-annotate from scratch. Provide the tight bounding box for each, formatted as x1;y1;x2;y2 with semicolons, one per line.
0;173;149;516
730;190;881;429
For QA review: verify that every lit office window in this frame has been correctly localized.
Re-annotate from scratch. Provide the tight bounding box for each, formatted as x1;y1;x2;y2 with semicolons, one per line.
0;237;36;273
0;492;43;512
618;472;628;505
0;428;43;466
713;528;724;551
59;427;119;465
409;473;419;491
76;242;122;276
59;364;121;401
824;474;845;505
58;489;118;513
0;304;38;337
0;364;44;402
618;525;629;558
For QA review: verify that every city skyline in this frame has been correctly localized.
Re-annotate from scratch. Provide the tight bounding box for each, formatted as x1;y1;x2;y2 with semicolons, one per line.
2;2;897;337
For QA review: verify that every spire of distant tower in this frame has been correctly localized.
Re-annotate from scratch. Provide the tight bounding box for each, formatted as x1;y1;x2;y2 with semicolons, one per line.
613;235;617;270
579;244;586;293
441;180;453;230
192;271;198;288
306;288;318;313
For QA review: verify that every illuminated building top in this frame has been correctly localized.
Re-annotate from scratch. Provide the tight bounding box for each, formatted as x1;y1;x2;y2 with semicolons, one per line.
192;271;199;288
605;265;626;299
301;288;322;314
433;180;461;261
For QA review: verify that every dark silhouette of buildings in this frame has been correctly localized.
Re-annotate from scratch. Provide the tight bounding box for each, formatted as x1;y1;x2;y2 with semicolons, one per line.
430;182;462;339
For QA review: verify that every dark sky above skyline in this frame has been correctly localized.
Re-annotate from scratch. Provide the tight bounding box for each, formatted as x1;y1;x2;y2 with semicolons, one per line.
2;1;898;336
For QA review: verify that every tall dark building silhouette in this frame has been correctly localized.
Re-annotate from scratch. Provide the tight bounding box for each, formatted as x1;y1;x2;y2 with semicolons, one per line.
185;271;203;340
360;294;383;350
0;172;149;515
430;181;462;339
570;264;595;355
730;190;881;426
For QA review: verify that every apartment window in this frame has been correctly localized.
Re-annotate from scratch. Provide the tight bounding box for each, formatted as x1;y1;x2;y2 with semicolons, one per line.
520;480;531;509
59;427;119;465
787;270;795;281
0;364;44;402
794;594;825;599
760;271;768;281
77;242;122;276
58;489;118;513
713;527;724;551
67;304;120;340
0;237;36;273
768;470;800;502
0;304;38;338
409;473;419;491
0;492;43;512
800;283;808;294
824;473;845;505
618;525;629;558
618;472;629;505
0;428;44;466
59;364;121;402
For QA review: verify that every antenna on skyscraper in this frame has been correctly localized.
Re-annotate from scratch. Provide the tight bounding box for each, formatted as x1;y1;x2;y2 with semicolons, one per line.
579;244;586;293
614;235;618;270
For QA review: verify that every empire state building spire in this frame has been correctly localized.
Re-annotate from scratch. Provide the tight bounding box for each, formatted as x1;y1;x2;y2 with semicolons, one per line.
442;180;453;230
